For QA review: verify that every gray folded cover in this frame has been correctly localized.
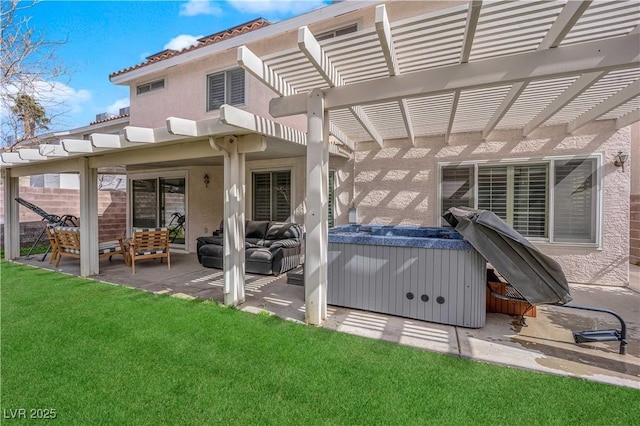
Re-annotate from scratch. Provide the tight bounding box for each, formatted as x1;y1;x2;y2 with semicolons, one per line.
443;207;572;306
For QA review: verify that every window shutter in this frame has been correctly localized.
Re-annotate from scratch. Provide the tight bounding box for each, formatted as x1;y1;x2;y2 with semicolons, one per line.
441;165;474;216
477;166;508;220
207;72;225;111
227;68;245;106
513;165;548;238
253;173;271;221
272;171;291;222
553;158;597;243
328;171;335;228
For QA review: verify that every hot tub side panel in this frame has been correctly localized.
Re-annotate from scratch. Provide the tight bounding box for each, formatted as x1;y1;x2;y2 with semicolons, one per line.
327;243;487;328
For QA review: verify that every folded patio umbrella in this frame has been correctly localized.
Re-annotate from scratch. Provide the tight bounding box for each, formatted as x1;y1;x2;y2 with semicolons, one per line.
443;207;572;306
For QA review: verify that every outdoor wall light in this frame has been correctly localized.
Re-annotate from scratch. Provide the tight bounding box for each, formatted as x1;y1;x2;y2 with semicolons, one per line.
614;151;628;172
203;174;210;187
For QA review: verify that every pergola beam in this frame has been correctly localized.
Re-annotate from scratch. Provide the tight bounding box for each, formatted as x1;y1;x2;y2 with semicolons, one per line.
166;116;237;138
538;1;592;50
91;133;141;149
237;45;296;96
523;72;605;137
39;144;70;157
616;108;640;129
482;82;527;140
445;91;460;144
375;4;414;145
270;34;639;117
298;26;383;147
237;45;353;149
124;126;182;143
1;153;30;164
567;82;640;133
460;1;482;63
219;105;305;145
329;122;354;151
17;149;46;161
62;138;104;153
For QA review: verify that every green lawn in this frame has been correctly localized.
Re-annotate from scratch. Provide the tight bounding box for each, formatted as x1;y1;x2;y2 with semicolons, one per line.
1;262;638;425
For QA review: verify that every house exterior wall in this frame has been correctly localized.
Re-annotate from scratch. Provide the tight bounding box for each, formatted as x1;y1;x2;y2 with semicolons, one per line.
630;122;639;265
354;121;630;286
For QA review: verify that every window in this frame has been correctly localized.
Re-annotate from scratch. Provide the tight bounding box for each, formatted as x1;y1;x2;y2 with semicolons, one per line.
316;23;358;41
440;156;600;244
207;68;245;111
136;79;165;95
252;171;291;221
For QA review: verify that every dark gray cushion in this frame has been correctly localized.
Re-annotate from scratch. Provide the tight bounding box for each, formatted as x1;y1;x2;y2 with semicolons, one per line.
265;222;302;240
246;221;271;239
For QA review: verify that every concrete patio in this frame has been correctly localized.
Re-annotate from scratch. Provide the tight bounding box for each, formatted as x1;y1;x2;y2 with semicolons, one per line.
14;252;640;389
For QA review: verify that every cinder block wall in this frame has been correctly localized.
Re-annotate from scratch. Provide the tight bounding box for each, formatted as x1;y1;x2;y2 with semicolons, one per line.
0;186;126;246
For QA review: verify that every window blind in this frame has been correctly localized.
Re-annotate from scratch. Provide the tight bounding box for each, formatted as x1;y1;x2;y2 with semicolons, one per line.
207;72;225;111
441;165;474;216
253;173;272;221
272;171;291;222
477;166;508;220
553;158;597;243
513;165;548;238
253;171;291;221
227;68;245;106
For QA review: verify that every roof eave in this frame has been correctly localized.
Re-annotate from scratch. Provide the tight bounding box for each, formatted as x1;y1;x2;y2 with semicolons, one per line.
109;0;380;85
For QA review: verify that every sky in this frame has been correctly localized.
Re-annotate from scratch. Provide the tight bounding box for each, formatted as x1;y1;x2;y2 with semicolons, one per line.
17;0;331;131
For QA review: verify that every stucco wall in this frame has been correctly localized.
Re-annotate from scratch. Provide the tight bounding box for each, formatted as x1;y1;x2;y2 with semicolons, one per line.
630;122;639;265
354;121;630;286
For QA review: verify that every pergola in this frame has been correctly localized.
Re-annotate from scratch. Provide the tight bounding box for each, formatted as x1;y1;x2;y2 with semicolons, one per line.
1;105;348;307
2;0;639;325
237;1;639;324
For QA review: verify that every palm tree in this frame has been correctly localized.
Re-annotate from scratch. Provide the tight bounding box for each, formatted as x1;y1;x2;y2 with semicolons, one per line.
10;92;50;139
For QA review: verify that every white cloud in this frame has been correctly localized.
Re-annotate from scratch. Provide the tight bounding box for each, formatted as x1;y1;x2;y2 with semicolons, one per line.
227;0;328;17
105;97;130;116
2;80;92;116
163;34;204;51
180;0;223;17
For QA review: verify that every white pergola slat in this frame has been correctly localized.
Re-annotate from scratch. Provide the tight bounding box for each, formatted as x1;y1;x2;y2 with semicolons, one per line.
375;5;414;144
616;108;640;129
298;26;383;147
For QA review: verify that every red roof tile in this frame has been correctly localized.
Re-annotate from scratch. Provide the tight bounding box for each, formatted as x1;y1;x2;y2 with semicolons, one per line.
110;18;270;79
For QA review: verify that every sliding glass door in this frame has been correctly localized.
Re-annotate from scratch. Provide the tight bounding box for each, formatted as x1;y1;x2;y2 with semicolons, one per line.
130;175;186;248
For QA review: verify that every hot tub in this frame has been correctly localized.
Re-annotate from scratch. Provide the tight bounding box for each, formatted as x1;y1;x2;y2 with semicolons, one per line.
328;225;486;328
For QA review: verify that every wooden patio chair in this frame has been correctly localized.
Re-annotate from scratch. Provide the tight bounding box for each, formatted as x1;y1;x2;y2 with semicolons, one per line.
128;228;170;274
44;225;59;264
53;226;126;267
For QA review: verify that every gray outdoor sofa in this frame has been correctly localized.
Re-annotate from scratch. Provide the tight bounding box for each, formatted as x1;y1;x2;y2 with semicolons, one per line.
196;220;302;276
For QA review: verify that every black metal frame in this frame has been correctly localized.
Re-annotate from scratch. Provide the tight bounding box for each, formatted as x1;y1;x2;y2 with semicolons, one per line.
14;197;78;260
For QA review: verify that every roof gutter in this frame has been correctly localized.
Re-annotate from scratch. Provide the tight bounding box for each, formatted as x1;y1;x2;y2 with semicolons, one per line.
110;0;381;85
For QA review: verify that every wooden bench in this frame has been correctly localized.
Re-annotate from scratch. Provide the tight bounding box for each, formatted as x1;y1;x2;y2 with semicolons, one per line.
53;226;125;267
128;228;170;274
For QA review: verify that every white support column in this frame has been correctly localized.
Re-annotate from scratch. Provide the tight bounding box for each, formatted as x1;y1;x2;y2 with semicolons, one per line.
2;168;20;260
305;89;328;325
320;109;330;320
213;136;246;306
78;157;99;276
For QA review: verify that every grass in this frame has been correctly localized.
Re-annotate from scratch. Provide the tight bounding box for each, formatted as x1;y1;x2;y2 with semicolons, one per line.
0;243;50;260
1;261;639;425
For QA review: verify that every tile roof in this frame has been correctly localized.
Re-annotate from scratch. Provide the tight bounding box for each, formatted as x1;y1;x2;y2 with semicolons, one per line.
89;113;130;126
109;18;270;79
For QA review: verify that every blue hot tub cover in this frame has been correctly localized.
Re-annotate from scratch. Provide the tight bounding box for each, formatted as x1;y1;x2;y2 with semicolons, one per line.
443;207;572;306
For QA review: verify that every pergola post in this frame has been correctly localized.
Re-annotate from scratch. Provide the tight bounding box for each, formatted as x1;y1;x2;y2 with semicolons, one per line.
305;89;328;325
213;136;246;306
2;168;20;260
78;157;99;276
